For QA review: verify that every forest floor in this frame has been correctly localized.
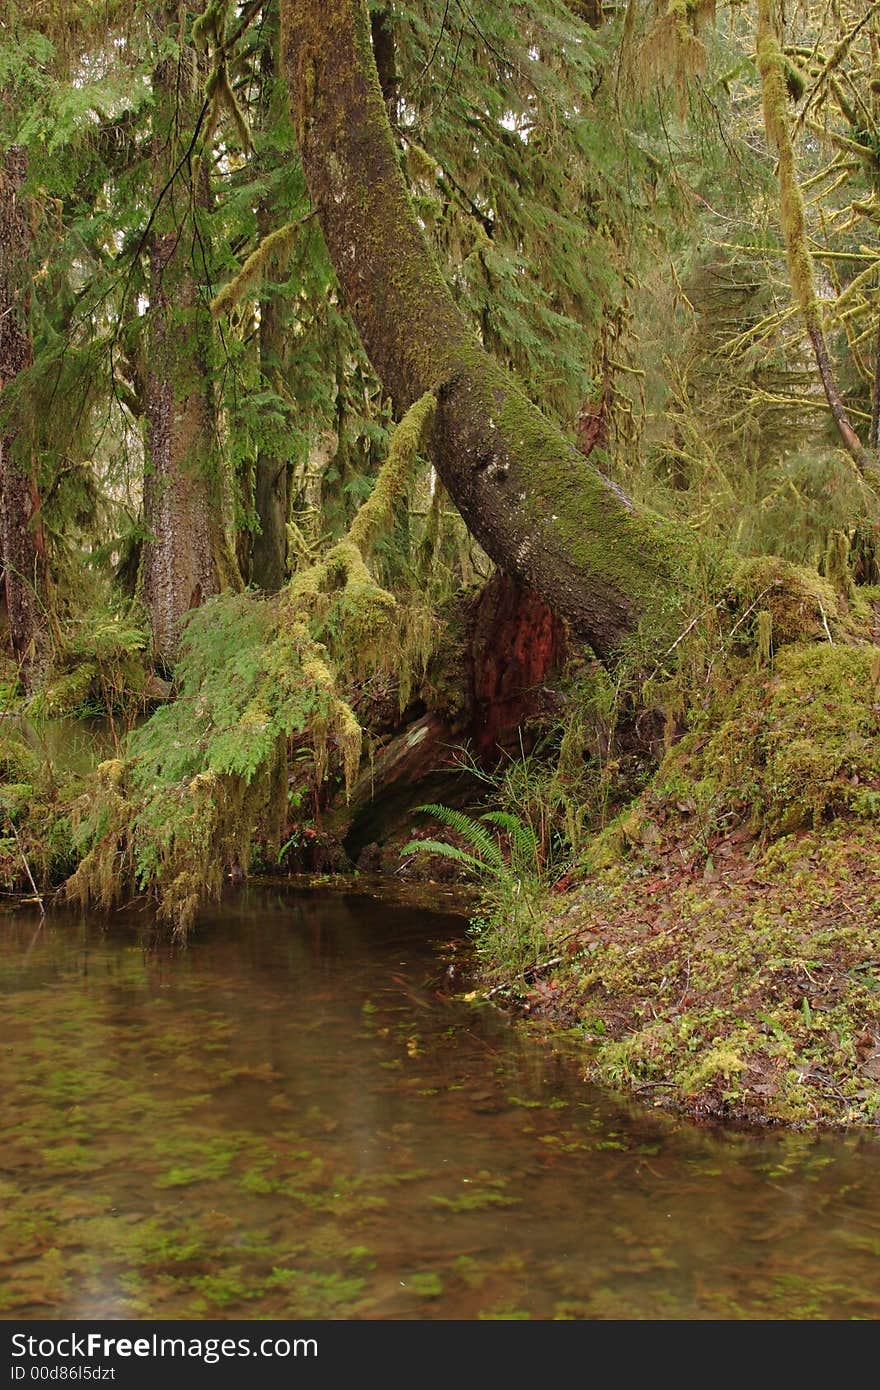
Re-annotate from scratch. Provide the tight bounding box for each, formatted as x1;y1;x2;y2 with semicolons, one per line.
485;636;880;1128
511;819;880;1129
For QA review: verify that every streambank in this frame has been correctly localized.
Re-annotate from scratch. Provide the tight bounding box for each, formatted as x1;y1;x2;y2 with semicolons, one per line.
480;642;880;1128
503;821;880;1128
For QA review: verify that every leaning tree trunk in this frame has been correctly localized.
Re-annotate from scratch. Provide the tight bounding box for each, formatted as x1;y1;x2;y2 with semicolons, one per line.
280;0;697;659
140;8;238;666
0;146;50;688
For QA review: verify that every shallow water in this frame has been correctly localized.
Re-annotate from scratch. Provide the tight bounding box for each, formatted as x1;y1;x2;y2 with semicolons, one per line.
2;885;880;1321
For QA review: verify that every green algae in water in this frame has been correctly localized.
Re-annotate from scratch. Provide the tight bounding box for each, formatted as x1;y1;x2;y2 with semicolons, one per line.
4;889;880;1319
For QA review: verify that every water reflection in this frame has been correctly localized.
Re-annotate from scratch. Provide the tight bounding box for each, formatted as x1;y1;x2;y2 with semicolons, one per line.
1;887;880;1320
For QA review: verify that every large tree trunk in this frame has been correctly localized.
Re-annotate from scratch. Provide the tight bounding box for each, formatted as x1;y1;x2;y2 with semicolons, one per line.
140;7;238;666
280;0;697;659
0;146;50;688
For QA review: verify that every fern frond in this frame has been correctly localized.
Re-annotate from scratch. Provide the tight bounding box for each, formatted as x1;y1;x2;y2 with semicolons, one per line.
414;803;505;868
398;839;496;876
480;810;539;859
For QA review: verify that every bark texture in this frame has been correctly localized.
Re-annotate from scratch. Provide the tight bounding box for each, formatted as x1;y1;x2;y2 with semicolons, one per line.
250;31;291;586
0;146;50;686
141;11;238;665
471;574;567;757
281;0;696;659
251;220;291;592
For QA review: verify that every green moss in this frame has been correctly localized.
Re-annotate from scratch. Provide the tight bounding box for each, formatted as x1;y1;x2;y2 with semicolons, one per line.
756;5;819;332
728;556;849;646
0;722;85;892
406;1271;444;1298
211;222;301;319
680;1044;747;1096
659;643;880;835
474;627;880;1127
347;391;436;554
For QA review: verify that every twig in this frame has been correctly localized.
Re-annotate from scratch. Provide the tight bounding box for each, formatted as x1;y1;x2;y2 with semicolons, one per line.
220;0;266;55
661;602;720;661
485;954;563;998
675;954;691;1010
7;818;44;916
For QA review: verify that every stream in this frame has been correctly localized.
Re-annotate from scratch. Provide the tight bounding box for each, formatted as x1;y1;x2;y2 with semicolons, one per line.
1;884;880;1320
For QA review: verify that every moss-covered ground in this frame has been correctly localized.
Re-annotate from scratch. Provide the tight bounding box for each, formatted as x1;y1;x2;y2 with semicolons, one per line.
494;641;880;1127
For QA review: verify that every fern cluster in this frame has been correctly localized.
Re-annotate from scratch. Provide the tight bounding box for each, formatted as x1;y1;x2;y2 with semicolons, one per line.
402;801;551;966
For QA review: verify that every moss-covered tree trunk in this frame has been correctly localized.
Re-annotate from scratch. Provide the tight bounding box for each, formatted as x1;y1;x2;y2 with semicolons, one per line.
140;7;238;666
756;0;875;481
0;146;50;688
280;0;696;659
251;227;290;592
251;24;291;593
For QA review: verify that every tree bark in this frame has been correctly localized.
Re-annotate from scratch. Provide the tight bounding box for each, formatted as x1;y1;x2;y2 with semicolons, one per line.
281;0;696;660
251;239;290;591
251;23;291;592
369;8;399;125
0;146;50;688
140;6;238;666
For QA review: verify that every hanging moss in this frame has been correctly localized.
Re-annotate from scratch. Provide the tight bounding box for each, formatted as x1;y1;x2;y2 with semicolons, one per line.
347;392;436;554
640;0;716;97
0;721;83;893
756;0;875;479
207;60;253;154
756;608;773;665
64;393;442;933
211;220;304;317
821;529;858;608
756;6;819;336
192;0;229;48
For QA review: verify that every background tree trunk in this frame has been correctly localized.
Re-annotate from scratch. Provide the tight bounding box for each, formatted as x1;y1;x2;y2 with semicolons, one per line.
251;247;290;591
140;6;238;666
281;0;699;660
0;146;50;688
251;23;291;593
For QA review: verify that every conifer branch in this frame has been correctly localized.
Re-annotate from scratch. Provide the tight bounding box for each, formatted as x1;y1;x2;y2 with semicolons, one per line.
757;0;879;482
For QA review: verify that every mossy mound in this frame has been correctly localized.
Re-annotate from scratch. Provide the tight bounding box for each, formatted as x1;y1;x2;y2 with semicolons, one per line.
726;556;854;646
543;823;880;1126
656;642;880;837
37;619;151;718
512;639;880;1127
